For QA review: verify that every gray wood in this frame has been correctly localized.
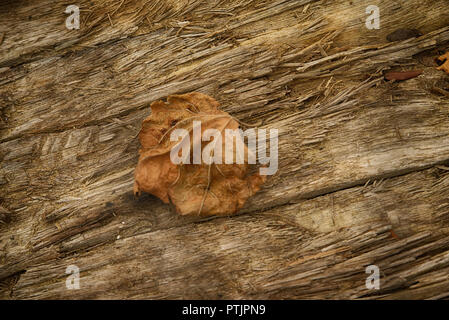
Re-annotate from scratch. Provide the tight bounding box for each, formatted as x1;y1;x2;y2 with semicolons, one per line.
1;0;449;299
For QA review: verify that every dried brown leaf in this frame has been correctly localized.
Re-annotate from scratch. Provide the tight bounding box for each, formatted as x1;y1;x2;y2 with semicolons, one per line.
133;92;266;216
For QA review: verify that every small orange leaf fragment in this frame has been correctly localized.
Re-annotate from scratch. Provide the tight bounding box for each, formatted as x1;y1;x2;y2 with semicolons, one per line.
437;52;449;74
133;92;267;216
390;230;400;240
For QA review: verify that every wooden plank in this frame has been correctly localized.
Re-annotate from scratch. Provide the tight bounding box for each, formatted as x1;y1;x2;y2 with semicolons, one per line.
0;0;312;67
1;0;449;299
6;167;449;299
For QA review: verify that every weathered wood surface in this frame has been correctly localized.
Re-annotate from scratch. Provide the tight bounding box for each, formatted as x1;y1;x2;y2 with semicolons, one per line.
1;0;449;299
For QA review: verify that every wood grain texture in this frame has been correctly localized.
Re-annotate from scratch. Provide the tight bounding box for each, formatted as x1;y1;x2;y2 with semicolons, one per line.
1;0;449;299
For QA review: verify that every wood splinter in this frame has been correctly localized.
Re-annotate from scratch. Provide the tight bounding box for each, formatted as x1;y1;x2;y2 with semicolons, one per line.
384;70;423;81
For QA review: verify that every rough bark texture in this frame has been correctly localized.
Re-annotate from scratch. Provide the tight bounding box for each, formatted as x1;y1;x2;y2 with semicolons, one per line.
1;0;449;299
